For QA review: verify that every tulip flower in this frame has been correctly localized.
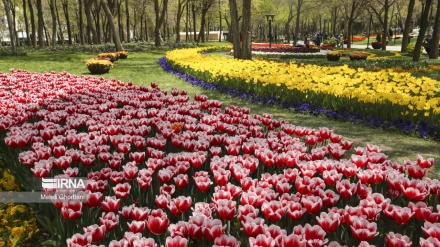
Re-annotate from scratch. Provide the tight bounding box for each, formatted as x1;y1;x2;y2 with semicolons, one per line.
165;236;187;247
147;209;170;235
385;232;412;247
99;212;119;231
61;201;82;220
66;233;92;247
83;224;106;243
349;217;379;242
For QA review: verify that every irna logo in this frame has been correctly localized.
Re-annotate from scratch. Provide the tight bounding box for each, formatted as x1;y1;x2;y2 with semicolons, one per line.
41;178;87;190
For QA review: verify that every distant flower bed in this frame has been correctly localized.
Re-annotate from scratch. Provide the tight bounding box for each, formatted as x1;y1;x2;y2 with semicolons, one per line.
252;47;320;53
252;43;291;48
252;51;327;60
166;47;440;139
349;53;368;61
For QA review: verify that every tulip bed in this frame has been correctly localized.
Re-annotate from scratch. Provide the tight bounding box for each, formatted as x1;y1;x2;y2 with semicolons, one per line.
165;47;440;139
0;69;439;247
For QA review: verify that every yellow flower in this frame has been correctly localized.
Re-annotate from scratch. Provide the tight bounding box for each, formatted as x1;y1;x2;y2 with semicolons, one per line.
11;226;25;237
9;205;26;215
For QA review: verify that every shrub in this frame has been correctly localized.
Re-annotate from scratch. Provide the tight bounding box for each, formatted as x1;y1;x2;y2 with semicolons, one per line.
326;51;342;61
323;39;337;46
349;53;368;61
406;43;422;56
376;33;382;42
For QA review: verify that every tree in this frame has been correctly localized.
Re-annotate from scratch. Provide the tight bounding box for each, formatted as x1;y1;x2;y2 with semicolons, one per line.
85;0;99;44
153;0;169;46
294;0;303;43
2;0;17;54
228;0;252;59
126;0;130;42
102;0;124;50
175;0;188;42
198;0;215;42
401;0;416;53
342;0;368;49
22;0;31;46
413;0;433;61
36;0;45;47
49;0;57;46
429;0;440;59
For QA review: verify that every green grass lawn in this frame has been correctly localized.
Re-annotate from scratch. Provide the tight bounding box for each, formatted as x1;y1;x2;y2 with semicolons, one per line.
0;48;439;177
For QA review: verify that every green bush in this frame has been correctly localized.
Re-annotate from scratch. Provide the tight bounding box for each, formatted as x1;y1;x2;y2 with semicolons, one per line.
406;43;422;56
376;33;382;42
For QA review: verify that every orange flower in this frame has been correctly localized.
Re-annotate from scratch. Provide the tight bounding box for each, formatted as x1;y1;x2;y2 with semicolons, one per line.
171;123;183;133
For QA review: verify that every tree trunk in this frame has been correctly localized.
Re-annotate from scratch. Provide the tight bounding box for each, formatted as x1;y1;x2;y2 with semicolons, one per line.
153;0;168;46
175;0;187;42
401;0;415;52
49;0;57;46
55;0;64;45
413;0;433;61
28;0;37;47
101;0;124;50
218;0;222;41
36;0;44;47
61;0;72;44
429;0;440;59
126;0;130;42
228;0;240;58
85;0;99;44
2;0;17;54
192;1;197;42
93;0;102;43
78;0;85;44
294;0;303;43
23;0;31;46
240;0;252;60
381;0;389;50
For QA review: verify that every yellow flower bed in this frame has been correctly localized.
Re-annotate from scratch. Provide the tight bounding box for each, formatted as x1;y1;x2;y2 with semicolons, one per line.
0;162;39;247
166;47;440;124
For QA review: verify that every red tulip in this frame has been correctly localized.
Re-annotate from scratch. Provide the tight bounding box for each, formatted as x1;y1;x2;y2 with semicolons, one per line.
147;209;170;235
193;175;212;193
84;191;103;208
417;155;434;169
168;221;188;238
400;178;429;201
61;201;82;220
113;182;131;199
422;222;440;240
187;215;205;240
323;169;342;186
66;233;92;247
261;200;285;222
303;223;328;247
83;224;106;243
385;232;412;247
127;220;146;234
316;212;340;233
249;234;276;247
133;237;156;247
165;236;187;247
132;206;150;221
101;196;121;213
420;237;440;247
301;195;323;215
174;174;189;189
282;233;307;247
202;218;226;241
137;175;152;190
349;217;378;242
241;216;266;238
99;212;119;231
213;235;240;247
336;179;357;199
123;165;139;181
286;201;306;221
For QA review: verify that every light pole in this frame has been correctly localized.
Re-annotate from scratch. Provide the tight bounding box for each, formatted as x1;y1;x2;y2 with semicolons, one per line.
265;14;275;48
